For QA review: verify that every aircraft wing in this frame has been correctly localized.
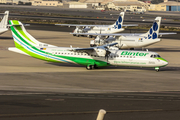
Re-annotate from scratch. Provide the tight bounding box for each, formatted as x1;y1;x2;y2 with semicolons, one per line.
69;43;118;55
158;32;177;35
55;24;138;27
70;33;141;36
55;24;109;27
70;32;177;37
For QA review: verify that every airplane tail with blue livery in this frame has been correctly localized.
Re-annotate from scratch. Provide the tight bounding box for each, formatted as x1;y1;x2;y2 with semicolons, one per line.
140;17;161;39
110;12;124;30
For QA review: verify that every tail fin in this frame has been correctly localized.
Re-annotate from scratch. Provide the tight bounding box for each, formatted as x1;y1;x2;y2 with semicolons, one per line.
0;11;9;28
143;17;161;39
112;12;124;29
9;20;56;48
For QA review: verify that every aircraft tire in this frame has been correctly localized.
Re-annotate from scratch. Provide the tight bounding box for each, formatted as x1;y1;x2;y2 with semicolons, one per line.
86;65;92;70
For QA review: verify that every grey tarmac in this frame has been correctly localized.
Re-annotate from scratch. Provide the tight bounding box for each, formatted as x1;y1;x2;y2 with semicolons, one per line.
0;25;180;120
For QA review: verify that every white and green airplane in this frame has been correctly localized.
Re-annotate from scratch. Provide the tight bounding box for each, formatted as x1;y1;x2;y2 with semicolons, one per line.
0;11;9;35
8;20;168;71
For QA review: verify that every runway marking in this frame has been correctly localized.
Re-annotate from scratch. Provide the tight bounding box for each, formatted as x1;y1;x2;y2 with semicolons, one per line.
1;109;180;118
107;96;114;97
45;99;64;101
158;97;164;99
78;94;85;96
117;96;124;97
149;97;154;98
127;96;134;98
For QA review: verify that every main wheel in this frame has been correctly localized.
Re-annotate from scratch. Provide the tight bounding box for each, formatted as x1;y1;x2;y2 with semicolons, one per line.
86;65;92;70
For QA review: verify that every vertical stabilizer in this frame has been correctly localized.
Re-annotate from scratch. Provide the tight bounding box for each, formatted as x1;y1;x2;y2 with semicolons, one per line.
0;11;9;28
143;17;161;39
9;20;56;48
111;12;124;29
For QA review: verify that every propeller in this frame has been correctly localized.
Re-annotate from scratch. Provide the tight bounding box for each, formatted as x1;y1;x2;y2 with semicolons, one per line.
104;46;111;64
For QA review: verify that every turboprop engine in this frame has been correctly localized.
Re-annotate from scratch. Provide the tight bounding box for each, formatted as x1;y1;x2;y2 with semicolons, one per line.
94;48;106;56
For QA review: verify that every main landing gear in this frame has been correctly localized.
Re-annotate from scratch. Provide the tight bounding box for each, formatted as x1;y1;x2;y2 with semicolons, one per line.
86;64;98;70
155;67;159;72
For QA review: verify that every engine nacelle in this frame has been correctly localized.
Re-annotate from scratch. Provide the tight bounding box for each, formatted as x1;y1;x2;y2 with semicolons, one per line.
94;48;106;57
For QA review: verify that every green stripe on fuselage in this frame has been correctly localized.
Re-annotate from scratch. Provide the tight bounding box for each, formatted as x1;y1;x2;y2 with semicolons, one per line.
155;57;168;62
11;20;36;44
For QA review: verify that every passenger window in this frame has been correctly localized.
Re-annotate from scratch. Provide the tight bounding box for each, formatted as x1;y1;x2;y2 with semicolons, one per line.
150;55;153;58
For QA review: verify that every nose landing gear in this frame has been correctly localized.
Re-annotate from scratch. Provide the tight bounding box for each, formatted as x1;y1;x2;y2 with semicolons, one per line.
155;67;159;72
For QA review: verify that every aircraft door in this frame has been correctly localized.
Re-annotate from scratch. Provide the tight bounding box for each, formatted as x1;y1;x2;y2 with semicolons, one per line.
129;56;133;62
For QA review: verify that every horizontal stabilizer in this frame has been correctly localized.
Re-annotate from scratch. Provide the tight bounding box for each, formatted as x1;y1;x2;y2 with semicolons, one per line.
8;47;29;56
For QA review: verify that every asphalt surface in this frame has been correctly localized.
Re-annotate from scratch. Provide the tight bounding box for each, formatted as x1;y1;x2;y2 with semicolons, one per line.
0;92;180;120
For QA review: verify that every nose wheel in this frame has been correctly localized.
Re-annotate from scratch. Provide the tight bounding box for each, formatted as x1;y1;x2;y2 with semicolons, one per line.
155;67;159;72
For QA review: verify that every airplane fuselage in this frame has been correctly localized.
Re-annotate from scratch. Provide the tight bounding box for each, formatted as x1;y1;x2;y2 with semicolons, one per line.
74;26;124;35
9;46;168;68
91;35;161;49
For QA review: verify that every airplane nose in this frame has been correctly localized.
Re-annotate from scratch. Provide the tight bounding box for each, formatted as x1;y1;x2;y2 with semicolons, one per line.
163;61;168;66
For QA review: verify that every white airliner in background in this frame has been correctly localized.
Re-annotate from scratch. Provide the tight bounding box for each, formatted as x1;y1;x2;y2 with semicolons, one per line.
0;11;9;35
8;20;168;71
55;12;137;37
71;17;176;49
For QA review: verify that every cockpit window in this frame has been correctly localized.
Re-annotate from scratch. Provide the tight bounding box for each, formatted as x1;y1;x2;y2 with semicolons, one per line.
150;54;161;58
157;55;161;57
